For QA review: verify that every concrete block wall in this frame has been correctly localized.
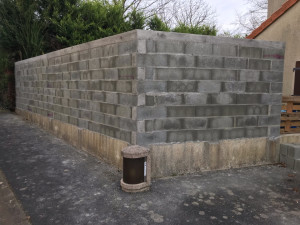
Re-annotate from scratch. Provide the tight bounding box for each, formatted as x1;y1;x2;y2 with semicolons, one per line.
15;31;142;145
134;30;285;146
15;30;285;177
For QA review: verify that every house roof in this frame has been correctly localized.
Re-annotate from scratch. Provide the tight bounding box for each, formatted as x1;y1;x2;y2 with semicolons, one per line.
247;0;299;39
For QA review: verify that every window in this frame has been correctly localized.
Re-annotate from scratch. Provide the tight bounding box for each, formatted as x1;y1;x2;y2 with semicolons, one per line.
294;61;300;95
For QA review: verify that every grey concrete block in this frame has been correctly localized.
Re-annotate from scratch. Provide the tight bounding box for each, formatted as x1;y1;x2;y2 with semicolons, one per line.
185;42;212;55
286;156;295;169
183;118;207;129
119;93;137;106
116;81;132;93
63;72;71;81
167;81;197;92
169;55;195;67
100;103;116;115
68;81;78;89
91;111;104;123
261;94;282;104
116;105;131;118
78;81;89;90
236;116;257;127
138;106;167;119
116;54;132;67
295;159;300;172
101;81;116;92
137;39;146;54
184;68;211;80
137;81;167;93
221;128;245;140
268;126;280;137
153;118;182;131
90;47;103;58
167;130;196;143
260;71;283;82
103;44;118;57
156;93;182;105
118;67;137;80
88;81;101;90
69;99;78;108
279;154;287;164
270;82;283;93
212;69;237;81
246;82;270;93
197;129;221;142
70;90;81;99
213;44;238;57
280;144;288;155
70;108;79;118
208;117;234;129
224;58;248;69
262;48;284;60
246;105;268;115
184;93;208;105
245;127;268;138
89;58;100;70
92;91;105;101
156;41;185;53
222;82;246;93
118;40;137;55
239;47;262;58
145;95;155;106
196;56;224;68
237;94;262;104
198;81;221;93
69;117;78;126
104;114;119;127
79;50;89;60
137;54;169;67
249;59;271;70
258;115;281;126
91;70;104;80
156;68;182;80
287;145;300;159
271;60;284;71
119;117;136;131
80;110;91;120
167;106;195;117
211;93;236;104
136;132;167;146
270;105;282;115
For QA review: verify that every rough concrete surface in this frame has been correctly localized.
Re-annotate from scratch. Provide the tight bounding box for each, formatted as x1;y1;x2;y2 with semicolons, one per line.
0;170;31;225
0;112;300;225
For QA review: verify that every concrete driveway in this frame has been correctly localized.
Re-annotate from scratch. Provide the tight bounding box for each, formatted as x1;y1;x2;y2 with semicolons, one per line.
0;112;300;225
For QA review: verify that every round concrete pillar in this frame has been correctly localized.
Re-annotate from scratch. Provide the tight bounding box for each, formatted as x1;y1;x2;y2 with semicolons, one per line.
120;145;151;192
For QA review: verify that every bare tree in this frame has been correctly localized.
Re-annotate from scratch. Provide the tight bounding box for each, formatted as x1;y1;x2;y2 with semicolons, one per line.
171;0;216;27
236;0;268;34
111;0;175;17
110;0;216;28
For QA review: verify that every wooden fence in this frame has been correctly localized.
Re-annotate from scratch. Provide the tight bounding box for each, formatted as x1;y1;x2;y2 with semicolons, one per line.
281;96;300;134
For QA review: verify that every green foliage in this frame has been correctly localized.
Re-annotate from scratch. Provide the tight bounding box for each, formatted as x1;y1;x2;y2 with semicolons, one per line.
0;49;14;110
0;0;45;60
148;15;170;32
127;9;145;30
50;1;145;48
219;31;246;39
173;23;217;36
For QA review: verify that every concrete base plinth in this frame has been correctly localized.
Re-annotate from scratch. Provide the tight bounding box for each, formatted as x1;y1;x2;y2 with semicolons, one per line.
120;179;150;193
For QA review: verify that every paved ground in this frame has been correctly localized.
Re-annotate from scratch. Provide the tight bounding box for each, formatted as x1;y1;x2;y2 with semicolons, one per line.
0;170;31;225
0;112;300;225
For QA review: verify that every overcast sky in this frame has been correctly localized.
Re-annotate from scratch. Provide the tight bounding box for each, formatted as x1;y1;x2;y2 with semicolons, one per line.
209;0;249;33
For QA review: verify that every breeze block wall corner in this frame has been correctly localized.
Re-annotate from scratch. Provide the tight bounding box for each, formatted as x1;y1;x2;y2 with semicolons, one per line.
15;30;285;177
